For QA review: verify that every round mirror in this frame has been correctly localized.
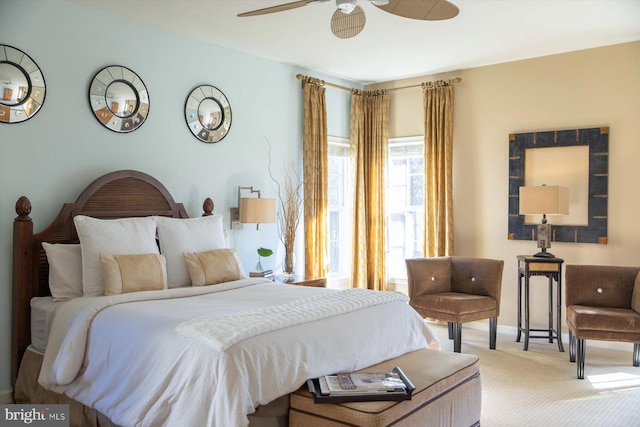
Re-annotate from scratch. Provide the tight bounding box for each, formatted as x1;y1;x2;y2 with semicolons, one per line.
106;81;138;118
199;98;223;130
185;85;232;143
0;63;28;106
89;65;149;133
0;44;46;124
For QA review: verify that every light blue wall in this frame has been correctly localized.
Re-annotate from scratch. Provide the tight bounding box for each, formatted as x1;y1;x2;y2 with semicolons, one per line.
0;0;354;391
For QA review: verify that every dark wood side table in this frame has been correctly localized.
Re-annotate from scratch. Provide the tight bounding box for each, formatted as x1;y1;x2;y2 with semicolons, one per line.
273;275;326;288
517;255;564;352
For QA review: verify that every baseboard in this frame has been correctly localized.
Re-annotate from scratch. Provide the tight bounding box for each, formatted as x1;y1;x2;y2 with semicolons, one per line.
0;388;14;404
444;320;633;353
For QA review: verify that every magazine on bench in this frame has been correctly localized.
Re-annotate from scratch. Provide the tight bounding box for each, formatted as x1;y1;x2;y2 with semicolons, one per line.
307;366;415;403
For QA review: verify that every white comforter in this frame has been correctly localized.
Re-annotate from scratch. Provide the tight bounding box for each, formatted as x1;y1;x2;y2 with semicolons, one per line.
39;279;439;427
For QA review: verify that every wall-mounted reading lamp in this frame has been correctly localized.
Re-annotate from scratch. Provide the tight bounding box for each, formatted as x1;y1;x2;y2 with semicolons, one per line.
230;186;277;230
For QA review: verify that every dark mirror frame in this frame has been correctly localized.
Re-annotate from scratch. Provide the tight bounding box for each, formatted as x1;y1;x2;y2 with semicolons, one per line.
185;84;232;143
508;127;609;244
89;65;149;133
0;44;46;124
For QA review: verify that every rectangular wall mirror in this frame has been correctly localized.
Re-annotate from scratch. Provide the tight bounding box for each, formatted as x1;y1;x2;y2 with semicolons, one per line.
508;127;609;244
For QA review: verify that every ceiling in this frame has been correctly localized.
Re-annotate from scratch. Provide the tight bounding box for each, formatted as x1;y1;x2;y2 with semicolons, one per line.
68;0;640;85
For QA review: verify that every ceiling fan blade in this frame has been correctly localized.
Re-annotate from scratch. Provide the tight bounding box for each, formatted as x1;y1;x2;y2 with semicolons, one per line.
375;0;459;21
238;0;327;17
331;5;366;39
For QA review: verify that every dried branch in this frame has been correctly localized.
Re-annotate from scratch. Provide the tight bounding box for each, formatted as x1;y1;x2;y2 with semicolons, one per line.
265;137;303;253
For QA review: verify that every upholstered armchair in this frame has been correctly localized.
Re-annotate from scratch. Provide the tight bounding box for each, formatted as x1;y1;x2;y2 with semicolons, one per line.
405;257;504;353
565;265;640;379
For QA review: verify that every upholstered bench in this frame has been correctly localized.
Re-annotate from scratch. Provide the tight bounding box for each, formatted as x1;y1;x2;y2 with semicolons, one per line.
289;348;481;427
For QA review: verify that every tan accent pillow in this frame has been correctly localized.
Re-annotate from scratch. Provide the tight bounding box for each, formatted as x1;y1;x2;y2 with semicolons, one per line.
100;253;168;296
184;248;245;286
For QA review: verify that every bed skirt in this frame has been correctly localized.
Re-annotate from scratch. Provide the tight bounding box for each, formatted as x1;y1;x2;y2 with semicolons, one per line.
14;347;289;427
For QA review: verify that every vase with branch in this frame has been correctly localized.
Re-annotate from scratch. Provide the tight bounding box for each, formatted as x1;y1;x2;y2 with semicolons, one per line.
267;139;303;280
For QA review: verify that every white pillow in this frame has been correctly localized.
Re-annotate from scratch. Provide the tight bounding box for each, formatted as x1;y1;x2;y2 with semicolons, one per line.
42;243;83;300
156;215;226;288
74;215;159;296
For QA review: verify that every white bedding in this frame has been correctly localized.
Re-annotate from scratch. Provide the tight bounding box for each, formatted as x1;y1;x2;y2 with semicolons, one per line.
30;296;64;353
176;287;411;351
39;279;439;427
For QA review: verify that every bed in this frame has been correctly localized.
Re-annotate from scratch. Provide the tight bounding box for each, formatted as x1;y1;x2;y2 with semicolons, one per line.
11;169;447;427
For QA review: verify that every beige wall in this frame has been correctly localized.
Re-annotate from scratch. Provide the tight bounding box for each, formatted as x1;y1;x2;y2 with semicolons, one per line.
368;41;640;335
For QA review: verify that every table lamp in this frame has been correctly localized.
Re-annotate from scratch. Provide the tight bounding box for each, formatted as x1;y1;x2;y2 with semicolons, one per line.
519;185;569;258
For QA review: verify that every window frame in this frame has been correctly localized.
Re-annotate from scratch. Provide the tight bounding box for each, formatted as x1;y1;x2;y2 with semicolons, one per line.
386;135;425;287
327;135;352;288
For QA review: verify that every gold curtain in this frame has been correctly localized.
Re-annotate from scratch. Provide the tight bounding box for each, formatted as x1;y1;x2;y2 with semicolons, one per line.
350;90;389;290
302;81;329;278
423;82;454;257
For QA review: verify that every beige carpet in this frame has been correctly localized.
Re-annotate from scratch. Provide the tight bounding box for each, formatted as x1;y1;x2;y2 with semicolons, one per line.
429;324;640;427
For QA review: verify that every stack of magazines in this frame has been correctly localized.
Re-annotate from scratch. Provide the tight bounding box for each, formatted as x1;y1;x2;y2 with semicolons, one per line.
307;367;414;403
249;269;273;279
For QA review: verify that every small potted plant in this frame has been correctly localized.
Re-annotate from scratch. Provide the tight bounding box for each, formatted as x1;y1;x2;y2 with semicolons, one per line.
255;247;273;272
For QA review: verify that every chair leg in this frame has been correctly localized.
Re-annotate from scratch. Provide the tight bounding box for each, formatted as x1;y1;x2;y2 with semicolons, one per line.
569;330;576;363
489;317;497;350
634;343;639;367
577;338;586;379
448;322;454;340
452;323;462;353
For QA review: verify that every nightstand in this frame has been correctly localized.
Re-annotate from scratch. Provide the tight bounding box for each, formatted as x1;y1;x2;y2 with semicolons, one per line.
273;275;326;287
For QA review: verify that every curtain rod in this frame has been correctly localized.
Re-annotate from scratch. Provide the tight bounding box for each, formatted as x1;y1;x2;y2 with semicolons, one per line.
296;74;461;92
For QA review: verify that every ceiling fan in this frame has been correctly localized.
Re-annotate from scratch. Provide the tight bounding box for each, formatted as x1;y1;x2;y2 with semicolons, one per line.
238;0;459;39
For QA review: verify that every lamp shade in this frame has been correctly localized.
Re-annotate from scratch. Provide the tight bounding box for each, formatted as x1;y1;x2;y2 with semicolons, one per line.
519;185;569;215
239;197;277;224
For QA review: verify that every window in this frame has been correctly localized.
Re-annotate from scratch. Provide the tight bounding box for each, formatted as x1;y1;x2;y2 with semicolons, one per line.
326;135;424;288
386;136;425;283
327;136;352;288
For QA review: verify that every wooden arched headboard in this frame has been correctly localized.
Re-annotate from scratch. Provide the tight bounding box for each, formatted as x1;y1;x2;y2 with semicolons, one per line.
11;170;213;385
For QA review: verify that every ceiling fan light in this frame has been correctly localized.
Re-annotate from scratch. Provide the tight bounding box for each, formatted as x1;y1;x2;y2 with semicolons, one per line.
369;0;389;5
336;0;357;14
